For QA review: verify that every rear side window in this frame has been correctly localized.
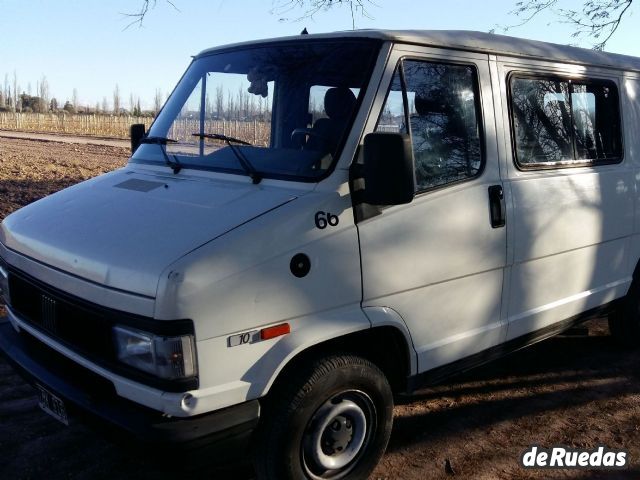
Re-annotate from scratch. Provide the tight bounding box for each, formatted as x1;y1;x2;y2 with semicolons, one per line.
510;76;622;167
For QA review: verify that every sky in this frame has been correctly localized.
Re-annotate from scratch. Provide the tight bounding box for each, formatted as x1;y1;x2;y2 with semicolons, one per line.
1;0;638;110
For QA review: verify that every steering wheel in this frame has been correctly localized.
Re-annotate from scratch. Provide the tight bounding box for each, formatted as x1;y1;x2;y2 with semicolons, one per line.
291;128;328;149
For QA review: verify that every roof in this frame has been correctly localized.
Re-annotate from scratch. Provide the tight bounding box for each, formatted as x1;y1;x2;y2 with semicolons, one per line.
196;29;640;73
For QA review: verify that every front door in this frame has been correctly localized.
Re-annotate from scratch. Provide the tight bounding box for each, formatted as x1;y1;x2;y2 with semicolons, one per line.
357;46;507;373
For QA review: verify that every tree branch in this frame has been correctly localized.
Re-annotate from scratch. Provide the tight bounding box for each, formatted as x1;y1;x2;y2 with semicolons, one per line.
122;0;180;29
272;0;376;29
497;0;633;50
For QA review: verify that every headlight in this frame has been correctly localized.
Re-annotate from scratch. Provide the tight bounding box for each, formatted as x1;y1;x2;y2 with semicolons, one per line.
0;258;9;306
113;325;197;380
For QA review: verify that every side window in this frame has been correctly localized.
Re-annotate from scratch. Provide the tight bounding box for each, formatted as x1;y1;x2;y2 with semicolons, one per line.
510;76;621;166
376;70;408;134
377;60;483;192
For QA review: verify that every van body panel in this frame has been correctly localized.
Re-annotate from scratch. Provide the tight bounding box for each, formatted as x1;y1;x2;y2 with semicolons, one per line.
622;76;640;280
506;242;631;339
495;57;636;341
193;304;371;411
361;306;418;375
153;184;361;336
506;169;633;339
358;45;508;373
196;30;640;74
0;241;155;317
0;166;304;298
359;187;507;372
150;177;367;406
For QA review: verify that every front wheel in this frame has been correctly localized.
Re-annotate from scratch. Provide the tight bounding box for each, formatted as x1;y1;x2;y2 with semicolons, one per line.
253;355;393;480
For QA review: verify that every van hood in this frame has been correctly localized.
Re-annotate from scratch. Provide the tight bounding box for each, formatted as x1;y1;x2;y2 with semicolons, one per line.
0;168;301;298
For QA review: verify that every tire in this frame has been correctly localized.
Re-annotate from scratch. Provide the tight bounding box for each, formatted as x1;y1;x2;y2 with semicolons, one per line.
253;354;394;480
609;280;640;347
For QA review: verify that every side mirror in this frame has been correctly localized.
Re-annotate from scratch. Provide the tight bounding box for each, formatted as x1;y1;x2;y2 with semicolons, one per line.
363;132;415;206
130;124;146;154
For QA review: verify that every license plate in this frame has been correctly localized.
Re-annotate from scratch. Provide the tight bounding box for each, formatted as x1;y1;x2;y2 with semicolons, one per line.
36;384;69;426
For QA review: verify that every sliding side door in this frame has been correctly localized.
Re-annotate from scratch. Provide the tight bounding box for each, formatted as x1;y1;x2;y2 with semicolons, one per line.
497;59;633;341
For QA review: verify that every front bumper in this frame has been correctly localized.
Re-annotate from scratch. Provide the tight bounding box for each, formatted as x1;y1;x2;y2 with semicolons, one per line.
0;317;260;447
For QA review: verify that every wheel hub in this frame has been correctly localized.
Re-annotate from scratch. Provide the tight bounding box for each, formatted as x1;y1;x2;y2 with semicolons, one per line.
323;415;353;454
303;392;374;476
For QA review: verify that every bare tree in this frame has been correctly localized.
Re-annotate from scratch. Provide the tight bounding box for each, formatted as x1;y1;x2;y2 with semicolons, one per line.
153;88;163;115
131;0;373;29
215;85;224;119
129;0;629;48
129;93;143;115
72;88;79;112
38;75;50;113
113;84;121;115
126;0;179;28
6;86;12;110
226;89;235;121
499;0;634;50
237;85;246;120
13;71;20;112
3;74;9;108
273;0;375;29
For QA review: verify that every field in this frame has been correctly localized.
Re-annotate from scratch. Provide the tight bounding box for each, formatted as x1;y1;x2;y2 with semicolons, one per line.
0;113;272;145
1;136;640;479
0;113;154;139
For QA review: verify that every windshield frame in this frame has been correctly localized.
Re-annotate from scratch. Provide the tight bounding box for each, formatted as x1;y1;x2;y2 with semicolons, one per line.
129;38;383;183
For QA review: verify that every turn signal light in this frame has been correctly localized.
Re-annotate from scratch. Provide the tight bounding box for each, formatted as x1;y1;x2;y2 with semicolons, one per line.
260;323;291;340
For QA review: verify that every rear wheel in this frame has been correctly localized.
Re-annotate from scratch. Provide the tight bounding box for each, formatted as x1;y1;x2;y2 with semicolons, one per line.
253;354;393;480
609;280;640;347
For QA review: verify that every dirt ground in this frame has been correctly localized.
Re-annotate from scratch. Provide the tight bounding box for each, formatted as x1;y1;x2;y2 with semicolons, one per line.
0;136;639;479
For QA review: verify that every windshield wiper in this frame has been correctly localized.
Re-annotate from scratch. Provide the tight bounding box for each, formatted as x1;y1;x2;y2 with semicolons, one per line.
193;132;251;146
140;136;182;174
192;133;262;184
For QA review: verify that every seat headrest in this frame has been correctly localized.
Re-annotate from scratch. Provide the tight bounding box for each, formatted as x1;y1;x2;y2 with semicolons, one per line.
415;94;448;115
324;87;357;120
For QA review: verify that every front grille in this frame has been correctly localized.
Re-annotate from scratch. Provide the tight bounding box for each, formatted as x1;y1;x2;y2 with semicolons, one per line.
20;330;117;399
5;266;199;393
8;271;113;361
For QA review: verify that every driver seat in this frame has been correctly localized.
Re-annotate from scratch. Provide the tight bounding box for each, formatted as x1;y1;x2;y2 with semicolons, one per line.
307;87;357;155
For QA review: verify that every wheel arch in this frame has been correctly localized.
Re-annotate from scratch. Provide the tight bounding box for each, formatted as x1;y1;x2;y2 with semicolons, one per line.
267;325;414;396
632;259;640;284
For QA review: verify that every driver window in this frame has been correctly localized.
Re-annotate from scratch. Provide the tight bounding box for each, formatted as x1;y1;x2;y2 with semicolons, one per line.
377;60;483;192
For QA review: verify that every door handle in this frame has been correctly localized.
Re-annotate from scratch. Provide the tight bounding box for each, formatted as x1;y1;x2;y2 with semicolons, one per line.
488;185;506;228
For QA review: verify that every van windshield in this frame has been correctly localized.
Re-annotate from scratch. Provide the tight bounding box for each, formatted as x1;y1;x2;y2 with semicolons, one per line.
131;40;380;181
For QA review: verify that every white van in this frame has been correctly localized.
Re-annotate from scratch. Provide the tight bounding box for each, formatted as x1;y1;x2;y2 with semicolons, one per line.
1;30;639;478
